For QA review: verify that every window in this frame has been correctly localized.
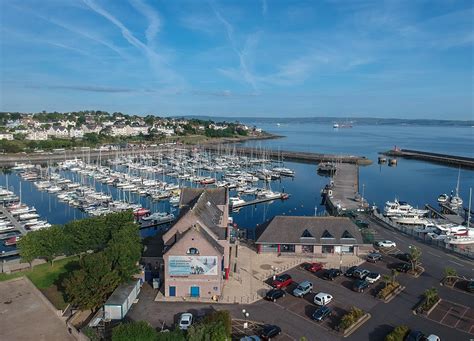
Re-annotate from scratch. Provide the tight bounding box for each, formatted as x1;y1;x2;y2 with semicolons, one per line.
280;244;295;253
187;247;199;255
302;245;314;253
341;230;355;239
321;230;334;239
301;229;314;238
322;245;334;254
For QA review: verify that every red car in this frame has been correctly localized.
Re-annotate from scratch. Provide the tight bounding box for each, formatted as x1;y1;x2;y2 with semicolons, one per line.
302;262;324;273
272;274;293;289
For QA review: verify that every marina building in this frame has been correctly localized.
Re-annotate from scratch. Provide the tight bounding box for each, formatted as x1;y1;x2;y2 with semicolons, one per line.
255;216;365;255
162;187;236;299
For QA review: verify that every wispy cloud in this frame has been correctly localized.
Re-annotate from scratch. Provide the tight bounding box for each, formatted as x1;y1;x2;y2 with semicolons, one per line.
82;0;182;86
27;84;134;93
129;0;161;45
261;0;267;16
210;1;259;91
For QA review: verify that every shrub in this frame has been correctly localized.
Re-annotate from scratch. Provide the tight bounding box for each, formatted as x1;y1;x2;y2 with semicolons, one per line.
337;307;365;331
377;281;400;300
420;287;439;312
385;325;410;341
112;321;156;341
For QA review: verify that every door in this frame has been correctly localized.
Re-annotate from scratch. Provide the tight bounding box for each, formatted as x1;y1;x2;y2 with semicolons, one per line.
169;286;176;297
190;286;200;297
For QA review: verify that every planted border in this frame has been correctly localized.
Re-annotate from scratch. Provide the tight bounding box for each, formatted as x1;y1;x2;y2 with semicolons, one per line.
336;307;371;337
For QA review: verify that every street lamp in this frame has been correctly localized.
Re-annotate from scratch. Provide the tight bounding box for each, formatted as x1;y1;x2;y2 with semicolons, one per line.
242;309;250;329
271;266;279;280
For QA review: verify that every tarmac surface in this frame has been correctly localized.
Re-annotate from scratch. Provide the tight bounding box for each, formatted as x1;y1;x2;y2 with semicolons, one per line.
0;277;74;341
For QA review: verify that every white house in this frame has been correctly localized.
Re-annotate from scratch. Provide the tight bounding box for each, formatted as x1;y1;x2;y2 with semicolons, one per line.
26;130;48;141
69;128;84;139
0;133;14;140
82;124;102;134
47;126;69;138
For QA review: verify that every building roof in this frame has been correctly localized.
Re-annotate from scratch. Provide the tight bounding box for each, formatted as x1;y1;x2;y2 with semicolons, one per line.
180;187;226;207
104;280;139;305
256;216;364;245
170;223;224;255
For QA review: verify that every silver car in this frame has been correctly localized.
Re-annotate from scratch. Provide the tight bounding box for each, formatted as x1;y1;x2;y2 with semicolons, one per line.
292;280;313;297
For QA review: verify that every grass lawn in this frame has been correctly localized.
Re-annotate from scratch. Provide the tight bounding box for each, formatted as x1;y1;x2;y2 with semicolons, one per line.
0;256;79;310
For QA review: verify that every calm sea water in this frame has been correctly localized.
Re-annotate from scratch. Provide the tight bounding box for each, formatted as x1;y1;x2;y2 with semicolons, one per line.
1;123;473;242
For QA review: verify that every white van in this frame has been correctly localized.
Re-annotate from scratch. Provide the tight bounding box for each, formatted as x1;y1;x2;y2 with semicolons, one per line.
313;292;333;306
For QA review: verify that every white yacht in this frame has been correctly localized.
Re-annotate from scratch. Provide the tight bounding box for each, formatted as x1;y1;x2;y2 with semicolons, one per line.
229;197;246;207
383;199;428;217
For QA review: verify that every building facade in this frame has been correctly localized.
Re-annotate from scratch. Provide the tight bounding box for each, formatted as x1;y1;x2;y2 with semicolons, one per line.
162;187;236;299
256;216;366;256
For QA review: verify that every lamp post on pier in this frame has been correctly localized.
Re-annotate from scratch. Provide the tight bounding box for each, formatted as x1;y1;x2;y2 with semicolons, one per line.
242;309;250;329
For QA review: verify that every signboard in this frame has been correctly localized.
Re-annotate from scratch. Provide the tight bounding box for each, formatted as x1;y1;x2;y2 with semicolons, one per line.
168;256;218;276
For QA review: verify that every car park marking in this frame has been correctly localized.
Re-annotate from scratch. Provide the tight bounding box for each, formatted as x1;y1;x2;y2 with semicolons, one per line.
427;251;441;258
449;260;464;267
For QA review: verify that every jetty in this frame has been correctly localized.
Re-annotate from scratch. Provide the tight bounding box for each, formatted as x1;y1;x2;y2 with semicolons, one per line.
383;148;474;169
323;163;368;215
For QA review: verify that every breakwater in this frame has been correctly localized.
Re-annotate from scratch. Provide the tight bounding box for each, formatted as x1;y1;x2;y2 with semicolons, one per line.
383;149;474;169
0;144;371;167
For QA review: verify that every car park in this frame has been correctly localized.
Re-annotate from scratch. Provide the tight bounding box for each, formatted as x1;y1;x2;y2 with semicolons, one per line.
272;274;293;289
353;269;370;280
312;306;332;322
178;313;193;330
367;252;382;263
323;268;342;281
352;279;369;293
301;262;324;273
394;252;411;262
393;262;411;273
377;240;396;248
344;266;358;277
260;325;281;340
265;289;286;302
292;281;313;297
365;272;381;284
314;292;333;306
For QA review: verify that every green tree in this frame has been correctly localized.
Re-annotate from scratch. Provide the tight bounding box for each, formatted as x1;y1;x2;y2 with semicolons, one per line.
156;329;186;341
112;321;157;341
17;231;42;266
444;266;457;283
423;287;439;307
63;252;120;311
409;246;422;272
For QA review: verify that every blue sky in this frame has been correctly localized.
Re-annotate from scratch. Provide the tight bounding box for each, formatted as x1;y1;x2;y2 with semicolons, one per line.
0;0;473;119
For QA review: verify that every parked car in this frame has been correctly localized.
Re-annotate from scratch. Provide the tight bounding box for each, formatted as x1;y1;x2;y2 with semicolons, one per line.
405;330;440;341
265;289;286;302
367;252;382;263
352;279;370;293
395;252;411;262
466;280;474;293
302;262;324;273
240;337;261;341
312;306;332;321
393;262;411;273
293;281;313;297
178;313;193;330
260;325;281;340
272;274;293;289
353;269;370;280
314;292;333;306
323;268;342;281
344;266;359;277
355;219;369;228
377;240;396;248
365;272;381;284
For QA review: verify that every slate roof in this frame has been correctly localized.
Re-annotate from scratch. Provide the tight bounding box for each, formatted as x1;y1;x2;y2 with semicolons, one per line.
167;223;224;255
180;187;227;207
256;216;364;245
